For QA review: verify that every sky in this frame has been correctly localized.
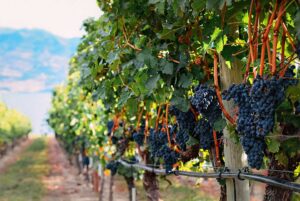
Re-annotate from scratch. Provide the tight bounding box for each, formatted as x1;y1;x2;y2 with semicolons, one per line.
0;0;102;133
1;93;52;134
0;0;102;38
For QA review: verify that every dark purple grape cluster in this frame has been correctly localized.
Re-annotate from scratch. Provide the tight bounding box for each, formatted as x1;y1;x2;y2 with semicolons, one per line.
107;120;114;135
106;161;119;175
241;137;265;169
132;132;144;146
191;84;222;124
159;145;179;173
175;129;189;151
111;136;119;144
169;106;196;132
148;129;168;158
281;65;298;87
222;67;298;169
132;120;146;146
192;119;213;150
147;129;179;172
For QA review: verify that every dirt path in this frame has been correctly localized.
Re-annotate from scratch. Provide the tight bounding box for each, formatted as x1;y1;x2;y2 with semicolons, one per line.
42;137;98;201
0;138;32;173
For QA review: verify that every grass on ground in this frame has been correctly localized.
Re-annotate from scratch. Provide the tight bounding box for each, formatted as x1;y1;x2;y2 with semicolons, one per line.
0;138;48;201
135;176;217;201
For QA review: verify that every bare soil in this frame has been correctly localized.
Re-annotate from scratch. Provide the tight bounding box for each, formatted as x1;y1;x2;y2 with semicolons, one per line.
42;137;98;201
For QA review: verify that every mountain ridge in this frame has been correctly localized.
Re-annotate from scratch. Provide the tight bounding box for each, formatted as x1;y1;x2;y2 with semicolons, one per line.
0;28;80;93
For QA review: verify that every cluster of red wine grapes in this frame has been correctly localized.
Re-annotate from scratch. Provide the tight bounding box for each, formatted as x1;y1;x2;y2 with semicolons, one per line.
175;129;189;151
169;106;196;131
107;120;114;135
132;132;144;146
192;119;213;150
191;84;222;124
147;128;179;172
158;145;179;173
148;128;168;157
132;121;146;146
222;67;298;169
106;161;119;175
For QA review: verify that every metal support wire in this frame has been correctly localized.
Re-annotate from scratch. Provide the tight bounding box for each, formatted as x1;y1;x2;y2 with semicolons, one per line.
118;159;300;193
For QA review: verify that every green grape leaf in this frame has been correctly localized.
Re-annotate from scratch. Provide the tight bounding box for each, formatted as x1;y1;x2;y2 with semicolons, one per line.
275;152;288;166
162;62;174;75
266;138;280;153
186;136;199;146
178;73;193;88
146;75;160;93
213;118;227;132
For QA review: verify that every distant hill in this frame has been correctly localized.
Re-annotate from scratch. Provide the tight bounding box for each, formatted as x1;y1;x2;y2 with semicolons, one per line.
0;28;79;93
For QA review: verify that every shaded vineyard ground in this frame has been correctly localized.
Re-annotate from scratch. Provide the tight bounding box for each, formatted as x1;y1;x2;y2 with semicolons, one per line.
1;136;297;201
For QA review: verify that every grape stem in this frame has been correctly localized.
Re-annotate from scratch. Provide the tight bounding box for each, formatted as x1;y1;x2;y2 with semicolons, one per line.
244;52;251;82
213;53;236;125
213;130;220;166
190;106;198;120
281;28;286;68
266;37;272;72
259;0;279;76
252;0;261;60
247;0;255;64
281;21;296;51
165;103;172;146
136;106;144;132
271;0;287;75
155;105;162;132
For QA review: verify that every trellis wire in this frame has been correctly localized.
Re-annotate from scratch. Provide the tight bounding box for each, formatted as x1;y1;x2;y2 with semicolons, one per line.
118;159;300;193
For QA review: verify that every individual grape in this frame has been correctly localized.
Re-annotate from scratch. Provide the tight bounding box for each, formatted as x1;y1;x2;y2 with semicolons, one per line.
191;84;222;124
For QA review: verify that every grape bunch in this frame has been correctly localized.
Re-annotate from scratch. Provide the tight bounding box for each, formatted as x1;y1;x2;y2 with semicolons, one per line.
158;145;179;173
222;67;298;169
132;120;146;146
281;65;298;87
191;84;222;124
169;106;196;132
107;120;114;135
147;129;179;172
241;137;265;169
132;132;144;146
148;129;168;158
175;129;189;151
106;161;119;175
192;119;213;150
